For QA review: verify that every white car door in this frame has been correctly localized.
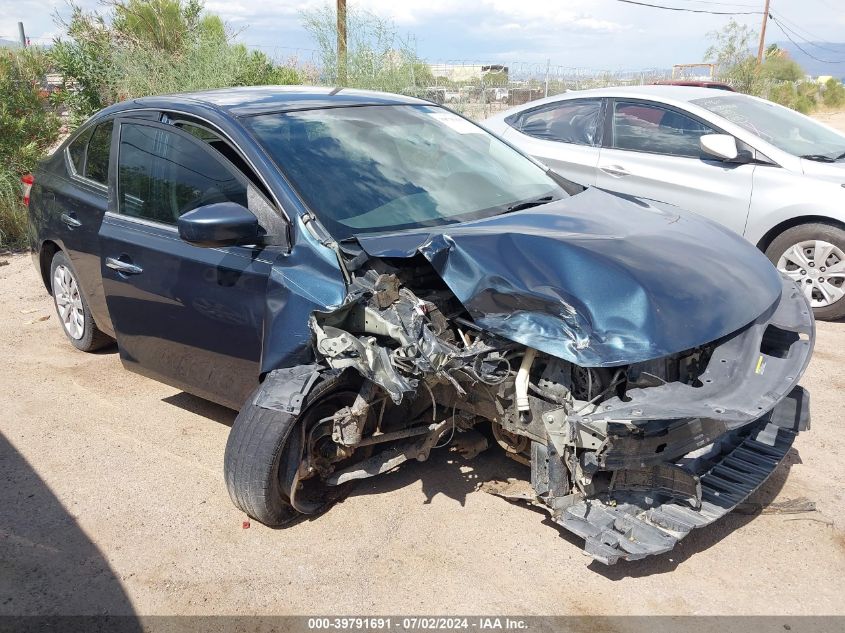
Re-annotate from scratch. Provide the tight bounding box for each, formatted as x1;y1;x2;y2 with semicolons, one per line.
596;99;754;235
498;98;604;186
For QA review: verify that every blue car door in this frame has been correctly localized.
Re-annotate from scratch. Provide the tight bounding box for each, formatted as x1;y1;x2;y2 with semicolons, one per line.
98;117;287;409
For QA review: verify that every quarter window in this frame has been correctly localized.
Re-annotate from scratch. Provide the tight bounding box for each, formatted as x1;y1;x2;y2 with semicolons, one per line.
117;123;248;225
612;102;715;157
518;100;602;146
85;121;113;185
67;129;90;174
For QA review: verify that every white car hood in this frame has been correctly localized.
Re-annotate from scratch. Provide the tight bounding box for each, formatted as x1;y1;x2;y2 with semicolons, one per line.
801;158;845;184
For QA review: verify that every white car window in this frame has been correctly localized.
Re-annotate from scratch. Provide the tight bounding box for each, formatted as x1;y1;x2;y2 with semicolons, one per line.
517;100;602;147
612;101;714;158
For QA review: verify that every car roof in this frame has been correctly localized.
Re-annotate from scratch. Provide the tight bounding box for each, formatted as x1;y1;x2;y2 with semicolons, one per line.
489;84;740;118
114;85;430;117
574;84;734;101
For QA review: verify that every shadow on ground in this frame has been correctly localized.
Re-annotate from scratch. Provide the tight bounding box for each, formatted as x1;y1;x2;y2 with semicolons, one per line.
0;432;139;622
162;392;237;427
352;439;799;578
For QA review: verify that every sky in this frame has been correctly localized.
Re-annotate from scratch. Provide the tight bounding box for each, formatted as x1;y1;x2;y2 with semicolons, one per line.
1;0;844;71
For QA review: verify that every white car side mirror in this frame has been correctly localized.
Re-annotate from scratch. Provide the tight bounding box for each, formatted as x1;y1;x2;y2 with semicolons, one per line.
700;134;739;161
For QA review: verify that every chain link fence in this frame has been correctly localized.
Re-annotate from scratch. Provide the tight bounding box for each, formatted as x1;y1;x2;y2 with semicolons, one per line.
245;46;674;120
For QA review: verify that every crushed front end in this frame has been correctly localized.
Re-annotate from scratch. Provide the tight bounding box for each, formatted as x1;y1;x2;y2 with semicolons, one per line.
294;243;812;564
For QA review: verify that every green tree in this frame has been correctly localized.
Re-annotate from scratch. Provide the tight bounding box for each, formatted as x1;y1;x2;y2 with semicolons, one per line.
51;0;302;121
704;19;761;94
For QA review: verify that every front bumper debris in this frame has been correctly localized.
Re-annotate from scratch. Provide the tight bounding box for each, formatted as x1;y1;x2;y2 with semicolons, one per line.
554;386;810;565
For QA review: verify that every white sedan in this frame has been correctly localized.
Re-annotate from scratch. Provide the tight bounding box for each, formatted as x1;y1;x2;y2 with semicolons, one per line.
484;85;845;320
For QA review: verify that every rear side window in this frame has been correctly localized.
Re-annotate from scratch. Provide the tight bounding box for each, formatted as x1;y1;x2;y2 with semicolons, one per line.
67;129;91;174
66;121;113;184
85;121;113;184
517;100;602;146
118;123;248;225
612;101;714;157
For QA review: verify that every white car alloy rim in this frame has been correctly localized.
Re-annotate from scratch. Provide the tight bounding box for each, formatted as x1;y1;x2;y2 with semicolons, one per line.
53;264;85;340
777;239;845;308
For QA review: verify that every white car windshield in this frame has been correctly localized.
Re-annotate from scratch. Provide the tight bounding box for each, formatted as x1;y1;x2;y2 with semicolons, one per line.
692;94;845;161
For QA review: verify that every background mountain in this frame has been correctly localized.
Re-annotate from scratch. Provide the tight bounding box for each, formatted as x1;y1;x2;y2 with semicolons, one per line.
775;41;845;79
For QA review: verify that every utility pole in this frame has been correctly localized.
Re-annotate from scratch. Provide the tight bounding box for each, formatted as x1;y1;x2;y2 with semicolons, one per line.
18;21;27;48
337;0;347;86
756;0;771;65
543;59;550;98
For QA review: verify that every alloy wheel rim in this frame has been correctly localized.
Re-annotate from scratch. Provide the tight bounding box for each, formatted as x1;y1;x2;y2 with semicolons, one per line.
53;265;85;340
777;239;845;309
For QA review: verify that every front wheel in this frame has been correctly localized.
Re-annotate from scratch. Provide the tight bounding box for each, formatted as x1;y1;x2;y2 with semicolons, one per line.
223;372;373;526
765;223;845;321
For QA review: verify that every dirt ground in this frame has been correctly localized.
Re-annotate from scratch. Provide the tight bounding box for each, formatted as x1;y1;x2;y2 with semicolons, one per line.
3;112;845;618
2;251;844;617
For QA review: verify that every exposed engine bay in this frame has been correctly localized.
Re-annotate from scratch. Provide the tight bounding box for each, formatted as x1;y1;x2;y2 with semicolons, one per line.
252;255;814;565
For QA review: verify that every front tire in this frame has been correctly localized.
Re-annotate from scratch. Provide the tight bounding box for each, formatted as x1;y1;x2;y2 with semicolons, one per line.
765;223;845;321
49;251;112;352
224;372;370;527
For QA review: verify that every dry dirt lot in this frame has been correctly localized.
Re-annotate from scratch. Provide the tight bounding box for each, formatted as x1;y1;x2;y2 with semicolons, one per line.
2;256;845;617
2;112;845;618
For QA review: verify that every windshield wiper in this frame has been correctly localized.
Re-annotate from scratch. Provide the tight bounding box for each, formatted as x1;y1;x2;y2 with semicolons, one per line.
506;195;555;212
836;151;845;160
800;154;837;163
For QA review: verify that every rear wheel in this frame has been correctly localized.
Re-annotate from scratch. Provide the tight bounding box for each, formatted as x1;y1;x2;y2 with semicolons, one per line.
765;223;845;321
224;372;373;526
49;251;112;352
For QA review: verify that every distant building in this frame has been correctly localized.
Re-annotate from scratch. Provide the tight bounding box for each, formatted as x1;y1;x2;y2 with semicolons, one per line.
428;63;508;83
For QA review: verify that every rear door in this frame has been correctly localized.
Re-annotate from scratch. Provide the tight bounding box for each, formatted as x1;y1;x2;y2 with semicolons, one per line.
500;98;604;186
596;99;754;234
47;120;115;333
99;117;287;408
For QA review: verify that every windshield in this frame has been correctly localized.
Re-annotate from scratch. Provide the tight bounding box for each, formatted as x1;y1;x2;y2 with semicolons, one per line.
692;94;845;160
243;104;566;239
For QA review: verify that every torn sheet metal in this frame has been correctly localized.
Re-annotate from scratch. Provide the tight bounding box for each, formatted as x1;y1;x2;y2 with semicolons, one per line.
356;187;783;367
254;364;323;414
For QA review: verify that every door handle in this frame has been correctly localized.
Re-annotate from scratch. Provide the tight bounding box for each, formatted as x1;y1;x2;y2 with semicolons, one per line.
61;213;82;228
105;257;143;275
600;165;631;178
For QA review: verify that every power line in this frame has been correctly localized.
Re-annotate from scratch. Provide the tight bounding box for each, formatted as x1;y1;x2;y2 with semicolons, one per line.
769;11;844;54
675;0;759;7
613;0;763;14
768;15;844;64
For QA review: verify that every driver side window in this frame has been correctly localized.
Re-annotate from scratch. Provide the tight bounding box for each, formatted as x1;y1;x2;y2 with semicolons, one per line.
118;123;248;224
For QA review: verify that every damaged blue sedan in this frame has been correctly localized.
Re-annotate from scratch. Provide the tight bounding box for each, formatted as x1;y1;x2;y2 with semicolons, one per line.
26;87;814;564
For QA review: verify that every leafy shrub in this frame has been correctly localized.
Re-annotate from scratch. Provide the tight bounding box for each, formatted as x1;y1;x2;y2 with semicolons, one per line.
301;3;431;94
52;0;302;122
823;78;845;108
0;48;61;248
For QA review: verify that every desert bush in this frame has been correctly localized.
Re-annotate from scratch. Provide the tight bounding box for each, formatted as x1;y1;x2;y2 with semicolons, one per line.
823;78;845;108
301;2;431;94
52;0;302;122
0;48;61;248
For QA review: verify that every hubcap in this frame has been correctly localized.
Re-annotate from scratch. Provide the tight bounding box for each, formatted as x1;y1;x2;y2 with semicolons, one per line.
53;265;85;340
778;240;845;309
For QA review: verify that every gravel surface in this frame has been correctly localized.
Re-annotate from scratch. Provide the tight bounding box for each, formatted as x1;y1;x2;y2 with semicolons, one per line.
2;112;845;615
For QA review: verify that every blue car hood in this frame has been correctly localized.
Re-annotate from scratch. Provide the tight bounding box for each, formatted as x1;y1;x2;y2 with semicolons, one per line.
355;188;783;366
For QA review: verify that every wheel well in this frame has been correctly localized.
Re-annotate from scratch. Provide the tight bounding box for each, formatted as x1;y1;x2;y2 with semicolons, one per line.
39;240;60;294
756;216;845;253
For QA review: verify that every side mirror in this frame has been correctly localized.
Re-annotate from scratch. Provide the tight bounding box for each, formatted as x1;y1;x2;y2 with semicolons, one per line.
700;133;739;161
178;202;260;248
